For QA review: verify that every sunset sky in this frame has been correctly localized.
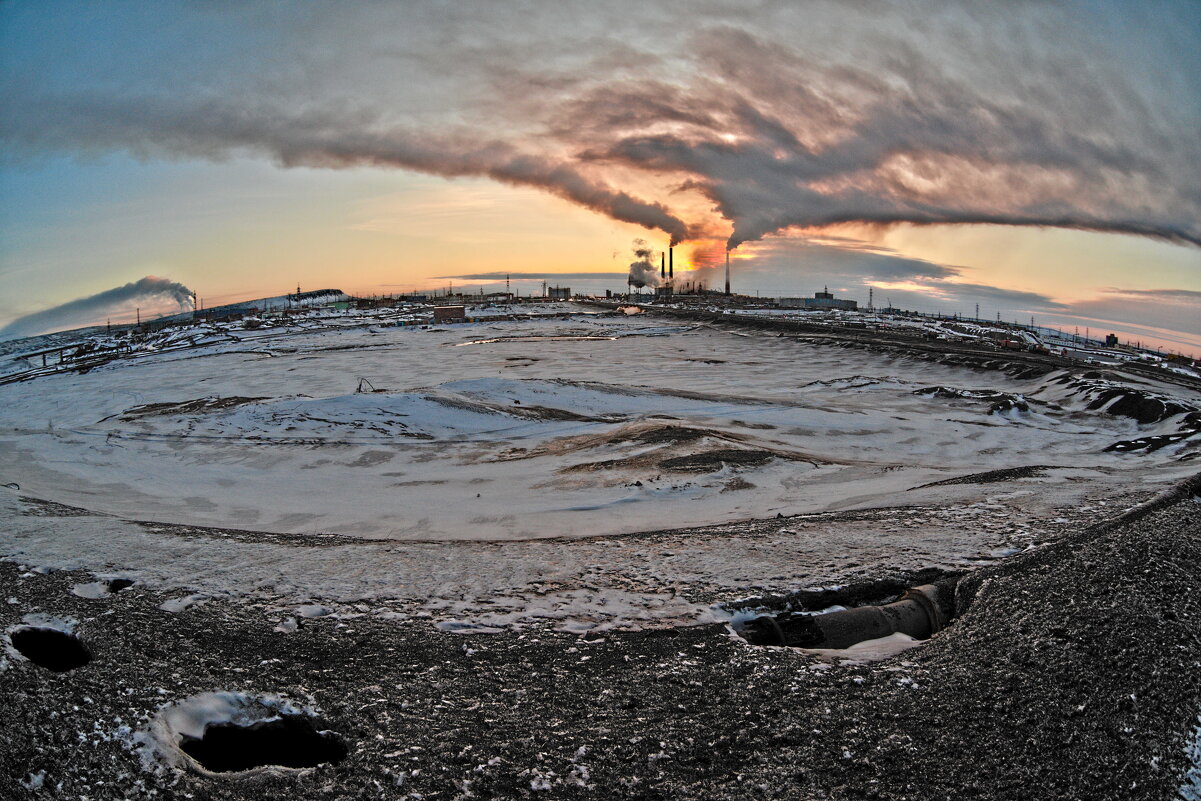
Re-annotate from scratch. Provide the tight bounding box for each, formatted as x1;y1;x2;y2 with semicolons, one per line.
1;1;1199;353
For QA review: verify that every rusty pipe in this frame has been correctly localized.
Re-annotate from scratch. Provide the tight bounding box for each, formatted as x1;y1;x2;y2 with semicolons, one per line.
740;584;949;649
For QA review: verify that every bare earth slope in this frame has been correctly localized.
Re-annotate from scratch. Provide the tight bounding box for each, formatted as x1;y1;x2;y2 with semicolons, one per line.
1;475;1198;800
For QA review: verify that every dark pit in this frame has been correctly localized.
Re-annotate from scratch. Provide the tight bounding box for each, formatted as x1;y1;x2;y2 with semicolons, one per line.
106;578;135;592
180;716;348;773
10;626;91;672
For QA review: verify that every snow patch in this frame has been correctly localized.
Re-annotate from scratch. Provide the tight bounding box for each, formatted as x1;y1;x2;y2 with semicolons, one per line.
146;691;316;771
295;603;333;619
72;581;111;599
805;632;924;664
1181;713;1201;801
159;594;207;613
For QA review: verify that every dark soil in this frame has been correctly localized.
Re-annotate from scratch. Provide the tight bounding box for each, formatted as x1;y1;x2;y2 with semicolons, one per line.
116;396;268;420
911;465;1056;489
659;449;778;471
2;477;1200;799
633;425;708;444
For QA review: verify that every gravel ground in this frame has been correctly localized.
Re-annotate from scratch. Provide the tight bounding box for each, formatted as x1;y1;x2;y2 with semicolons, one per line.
2;474;1199;800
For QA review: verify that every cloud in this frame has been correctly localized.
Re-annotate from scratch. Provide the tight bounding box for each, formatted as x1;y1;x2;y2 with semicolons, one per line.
930;282;1068;312
590;22;1201;249
434;272;629;280
0;276;194;340
1097;287;1201;303
2;1;1197;250
1070;287;1201;335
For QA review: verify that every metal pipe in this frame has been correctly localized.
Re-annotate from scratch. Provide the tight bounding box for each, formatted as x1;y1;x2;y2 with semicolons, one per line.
739;584;949;649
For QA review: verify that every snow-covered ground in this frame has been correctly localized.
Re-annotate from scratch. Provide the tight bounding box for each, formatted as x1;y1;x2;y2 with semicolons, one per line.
1;311;1198;632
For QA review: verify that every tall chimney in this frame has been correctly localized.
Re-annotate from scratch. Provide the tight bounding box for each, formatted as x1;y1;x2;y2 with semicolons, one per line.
725;250;731;295
668;246;673;280
660;252;665;280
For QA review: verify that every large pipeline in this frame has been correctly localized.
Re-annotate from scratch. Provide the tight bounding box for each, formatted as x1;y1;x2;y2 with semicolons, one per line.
739;584;951;649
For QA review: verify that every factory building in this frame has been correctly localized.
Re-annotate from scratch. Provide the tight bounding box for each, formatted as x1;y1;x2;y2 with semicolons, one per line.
547;287;571;300
433;305;467;322
777;287;858;311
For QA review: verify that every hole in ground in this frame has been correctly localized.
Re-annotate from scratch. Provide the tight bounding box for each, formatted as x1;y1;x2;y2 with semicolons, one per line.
731;572;961;650
10;627;91;672
180;716;348;773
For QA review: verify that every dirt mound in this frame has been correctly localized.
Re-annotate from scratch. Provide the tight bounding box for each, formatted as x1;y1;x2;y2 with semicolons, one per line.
659;449;779;471
911;465;1056;489
632;425;708;444
915;386;1030;414
116;396;268;420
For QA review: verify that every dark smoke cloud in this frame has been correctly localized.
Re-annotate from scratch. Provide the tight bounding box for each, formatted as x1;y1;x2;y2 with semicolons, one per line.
626;239;661;289
1;2;1198;251
588;24;1201;249
0;276;195;340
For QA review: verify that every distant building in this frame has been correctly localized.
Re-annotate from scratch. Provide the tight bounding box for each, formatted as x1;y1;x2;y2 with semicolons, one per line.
433;305;466;323
547;287;571;300
778;287;858;311
1105;333;1119;347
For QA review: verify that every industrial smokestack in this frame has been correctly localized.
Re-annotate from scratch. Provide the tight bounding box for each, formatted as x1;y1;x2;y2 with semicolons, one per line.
660;252;665;280
669;247;673;281
725;250;731;295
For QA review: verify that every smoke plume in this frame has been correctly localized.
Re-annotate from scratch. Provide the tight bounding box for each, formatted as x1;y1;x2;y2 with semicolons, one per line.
626;239;661;289
0;276;195;340
2;2;1198;250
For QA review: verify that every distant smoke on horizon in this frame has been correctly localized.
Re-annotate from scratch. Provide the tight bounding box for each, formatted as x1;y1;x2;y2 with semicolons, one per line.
2;2;1198;251
0;276;195;341
626;239;661;289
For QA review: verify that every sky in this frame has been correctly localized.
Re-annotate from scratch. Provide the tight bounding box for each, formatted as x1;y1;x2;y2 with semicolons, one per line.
1;1;1199;353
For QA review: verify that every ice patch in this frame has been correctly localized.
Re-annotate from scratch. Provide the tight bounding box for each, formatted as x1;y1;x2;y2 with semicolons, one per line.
805;631;924;663
435;620;506;634
19;770;45;790
1181;713;1201;801
72;581;110;599
295;604;333;618
16;612;76;634
147;691;315;770
160;594;207;613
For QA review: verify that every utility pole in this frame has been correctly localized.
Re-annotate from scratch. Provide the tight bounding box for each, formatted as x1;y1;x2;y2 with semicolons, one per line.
975;303;979;320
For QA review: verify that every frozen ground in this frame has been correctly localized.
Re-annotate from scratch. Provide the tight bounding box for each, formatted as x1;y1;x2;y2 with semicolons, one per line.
1;310;1199;632
3;308;1201;798
1;478;1198;800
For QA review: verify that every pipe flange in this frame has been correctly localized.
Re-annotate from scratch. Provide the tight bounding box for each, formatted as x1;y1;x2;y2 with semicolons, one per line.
901;584;946;634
